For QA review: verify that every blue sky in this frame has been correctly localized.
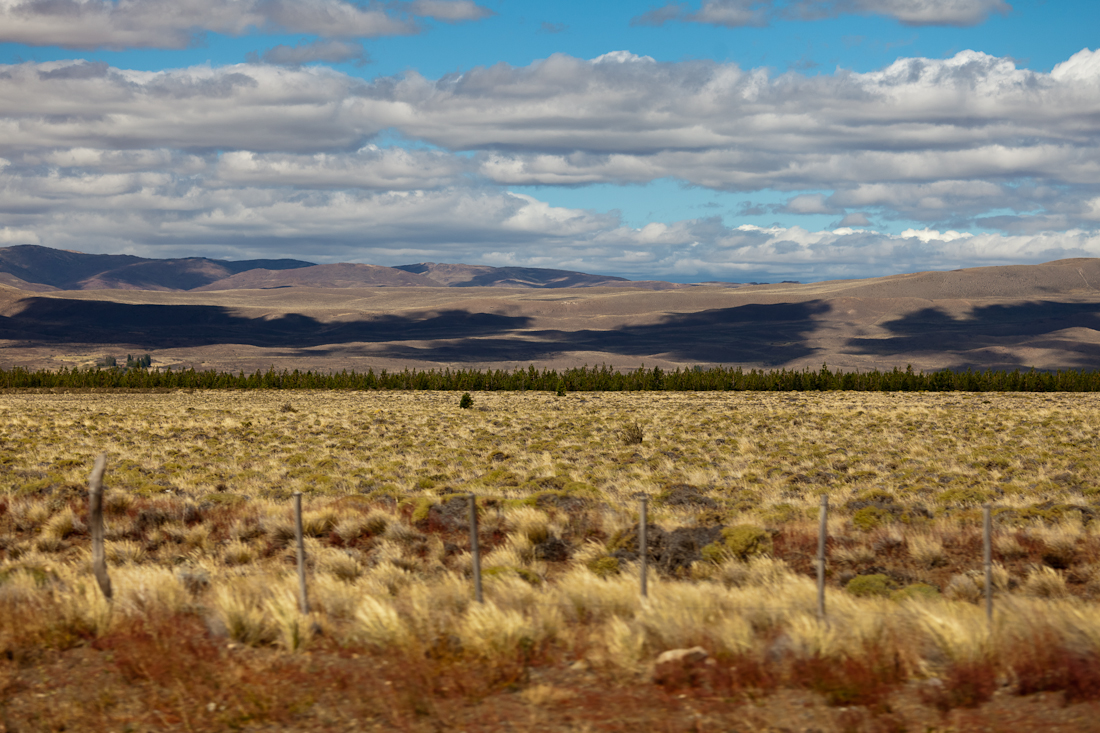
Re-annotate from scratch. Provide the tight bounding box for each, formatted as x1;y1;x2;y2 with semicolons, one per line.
1;0;1099;282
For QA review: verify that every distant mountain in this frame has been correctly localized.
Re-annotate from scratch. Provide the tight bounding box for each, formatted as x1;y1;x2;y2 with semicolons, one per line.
0;245;314;291
193;263;442;290
393;262;695;290
0;244;730;292
394;262;629;288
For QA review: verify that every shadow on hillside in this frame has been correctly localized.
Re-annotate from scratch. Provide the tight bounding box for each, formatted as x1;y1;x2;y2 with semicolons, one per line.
845;300;1100;368
355;300;831;365
0;296;831;366
0;298;531;348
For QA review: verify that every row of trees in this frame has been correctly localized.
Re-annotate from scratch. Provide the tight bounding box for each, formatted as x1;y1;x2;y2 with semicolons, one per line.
2;363;1100;392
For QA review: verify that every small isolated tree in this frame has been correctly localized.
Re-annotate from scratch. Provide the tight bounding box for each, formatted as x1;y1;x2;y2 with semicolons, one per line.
555;381;567;397
459;393;473;409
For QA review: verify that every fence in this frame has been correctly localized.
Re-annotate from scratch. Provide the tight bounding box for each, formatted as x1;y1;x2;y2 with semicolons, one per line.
85;453;1003;624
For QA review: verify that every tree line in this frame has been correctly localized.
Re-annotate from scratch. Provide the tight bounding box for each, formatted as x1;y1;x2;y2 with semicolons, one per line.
2;363;1100;392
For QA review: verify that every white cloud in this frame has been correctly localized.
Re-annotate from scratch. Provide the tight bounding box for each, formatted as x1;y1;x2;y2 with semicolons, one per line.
404;0;493;22
213;147;467;189
4;49;1100;229
632;0;1010;28
899;227;973;243
0;0;489;49
2;151;1097;281
849;0;1010;26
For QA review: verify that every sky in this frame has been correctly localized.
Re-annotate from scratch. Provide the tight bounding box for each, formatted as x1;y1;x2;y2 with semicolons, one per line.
1;0;1099;283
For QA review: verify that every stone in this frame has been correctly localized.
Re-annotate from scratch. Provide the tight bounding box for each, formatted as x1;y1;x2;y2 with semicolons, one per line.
653;646;710;687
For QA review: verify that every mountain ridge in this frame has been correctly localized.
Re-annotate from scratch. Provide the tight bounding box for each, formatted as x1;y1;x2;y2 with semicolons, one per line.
0;245;736;292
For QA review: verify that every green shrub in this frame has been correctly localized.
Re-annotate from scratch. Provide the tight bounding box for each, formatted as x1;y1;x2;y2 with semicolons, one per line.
852;506;891;531
702;524;773;563
586;555;620;578
846;574;894;598
555;381;567;397
459;393;473;409
483;565;541;585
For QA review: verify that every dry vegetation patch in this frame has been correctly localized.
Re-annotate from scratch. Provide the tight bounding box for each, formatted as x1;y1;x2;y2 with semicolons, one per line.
3;390;1100;729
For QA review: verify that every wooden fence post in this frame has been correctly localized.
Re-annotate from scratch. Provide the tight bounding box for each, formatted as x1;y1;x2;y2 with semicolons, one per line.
469;494;483;603
639;497;648;599
817;495;828;621
293;492;310;615
983;504;993;624
88;453;112;601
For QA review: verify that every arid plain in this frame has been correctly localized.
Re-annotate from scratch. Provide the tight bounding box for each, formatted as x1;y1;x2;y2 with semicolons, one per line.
3;389;1100;731
3;256;1100;374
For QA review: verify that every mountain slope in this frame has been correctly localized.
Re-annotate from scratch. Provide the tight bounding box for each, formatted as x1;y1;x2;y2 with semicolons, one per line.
0;245;315;291
192;263;443;290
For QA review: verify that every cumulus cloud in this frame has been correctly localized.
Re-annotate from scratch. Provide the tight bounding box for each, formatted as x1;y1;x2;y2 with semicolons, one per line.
0;0;492;49
633;0;1010;28
2;153;1096;280
4;49;1100;230
213;146;468;188
3;48;1100;277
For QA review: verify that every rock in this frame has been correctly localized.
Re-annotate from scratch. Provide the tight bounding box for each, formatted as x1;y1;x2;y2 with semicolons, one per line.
653;646;710;687
534;536;570;562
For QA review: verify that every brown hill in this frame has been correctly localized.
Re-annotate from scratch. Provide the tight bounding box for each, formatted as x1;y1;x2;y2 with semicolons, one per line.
393;262;629;288
0;272;57;292
0;245;315;291
795;258;1100;299
392;262;696;289
192;263;443;291
5;254;1100;376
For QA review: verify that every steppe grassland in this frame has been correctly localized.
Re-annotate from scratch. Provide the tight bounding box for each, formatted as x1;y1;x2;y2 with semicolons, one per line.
3;389;1100;722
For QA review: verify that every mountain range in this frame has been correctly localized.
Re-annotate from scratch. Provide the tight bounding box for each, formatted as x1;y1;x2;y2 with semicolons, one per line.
3;244;1100;375
0;245;705;292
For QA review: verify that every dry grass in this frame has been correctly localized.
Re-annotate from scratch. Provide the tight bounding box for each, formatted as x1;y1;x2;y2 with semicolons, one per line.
3;389;1100;728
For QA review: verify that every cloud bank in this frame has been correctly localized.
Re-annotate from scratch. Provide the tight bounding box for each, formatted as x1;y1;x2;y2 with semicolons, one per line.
0;0;491;49
1;45;1099;280
633;0;1011;28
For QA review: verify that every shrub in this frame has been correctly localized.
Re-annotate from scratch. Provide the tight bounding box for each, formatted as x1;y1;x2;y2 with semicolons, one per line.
459;393;473;409
703;524;773;562
555;381;566;397
620;421;644;445
1023;565;1068;598
845;573;893;598
586;555;620;578
852;506;891;531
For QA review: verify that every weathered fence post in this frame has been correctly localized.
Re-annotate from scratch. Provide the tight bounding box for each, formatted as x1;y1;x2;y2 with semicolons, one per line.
293;492;310;614
983;503;993;624
88;453;112;601
817;494;828;621
469;493;483;603
639;497;648;599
